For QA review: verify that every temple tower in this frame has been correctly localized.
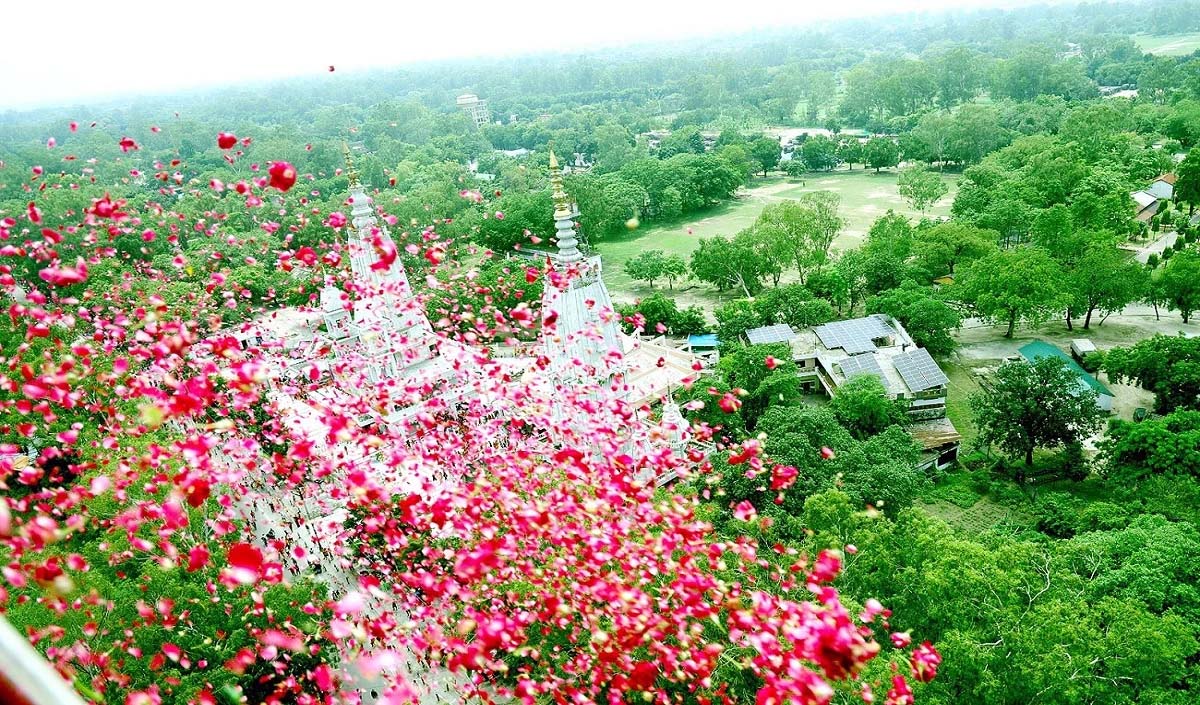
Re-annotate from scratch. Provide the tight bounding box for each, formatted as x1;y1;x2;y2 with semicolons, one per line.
539;151;624;387
322;145;437;384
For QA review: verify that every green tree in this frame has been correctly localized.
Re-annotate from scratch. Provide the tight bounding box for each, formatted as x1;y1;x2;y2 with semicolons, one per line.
912;222;997;278
829;375;906;439
669;305;708;335
896;163;949;212
1101;410;1200;483
622;249;683;289
868;282;962;355
752;283;835;328
716;343;803;430
658;125;705;158
972;356;1107;467
713;299;764;345
1067;241;1148;329
622;292;679;333
691;236;764;297
956;247;1066;337
715;144;755;183
1176;147;1200;216
755;192;844;284
837;138;863;170
864;137;900;172
737;225;792;288
748;137;782;176
570;174;649;239
659;253;688;289
931;46;985;106
1160;249;1200;323
475;190;554;251
800;135;839;172
591;124;640;174
1104;335;1200;413
864;211;916;257
754;409;925;514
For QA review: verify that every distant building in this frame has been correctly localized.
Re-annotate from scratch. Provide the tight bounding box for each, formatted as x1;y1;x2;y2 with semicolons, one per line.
745;316;954;418
1017;340;1114;412
1131;173;1175;223
1131;189;1160;222
456;93;491;128
1147;173;1176;201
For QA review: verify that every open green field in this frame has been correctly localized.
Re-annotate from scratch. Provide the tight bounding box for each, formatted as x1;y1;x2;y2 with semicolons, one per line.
1132;32;1200;56
596;169;958;304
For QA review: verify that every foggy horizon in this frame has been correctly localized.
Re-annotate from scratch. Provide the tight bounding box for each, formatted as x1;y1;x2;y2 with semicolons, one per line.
1;0;1046;111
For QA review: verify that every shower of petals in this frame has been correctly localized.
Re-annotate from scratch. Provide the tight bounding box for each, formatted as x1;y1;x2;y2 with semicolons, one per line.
268;161;298;191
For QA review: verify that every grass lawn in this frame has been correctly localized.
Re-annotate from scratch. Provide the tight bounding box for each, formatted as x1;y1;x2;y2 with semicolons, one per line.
769;169;957;237
1132;32;1200;56
595;169;959;304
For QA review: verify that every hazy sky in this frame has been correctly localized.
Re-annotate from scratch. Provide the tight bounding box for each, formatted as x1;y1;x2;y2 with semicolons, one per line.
2;0;1028;110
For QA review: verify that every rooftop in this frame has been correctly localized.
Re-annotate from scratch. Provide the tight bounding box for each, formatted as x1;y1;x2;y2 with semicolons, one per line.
908;416;963;451
893;347;950;392
1131;190;1158;209
793;315;946;398
1018;340;1114;398
745;323;797;345
813;314;903;354
622;335;699;407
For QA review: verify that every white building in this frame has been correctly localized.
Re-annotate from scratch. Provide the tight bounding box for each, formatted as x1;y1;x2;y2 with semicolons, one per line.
456;93;491;128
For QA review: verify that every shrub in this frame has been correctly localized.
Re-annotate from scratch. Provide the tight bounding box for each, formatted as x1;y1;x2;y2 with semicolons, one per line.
1055;442;1090;481
1034;493;1077;538
1080;350;1104;373
670;306;709;335
1146;253;1160;269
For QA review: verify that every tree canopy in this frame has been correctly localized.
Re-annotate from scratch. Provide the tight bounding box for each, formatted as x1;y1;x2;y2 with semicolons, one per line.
971;356;1108;467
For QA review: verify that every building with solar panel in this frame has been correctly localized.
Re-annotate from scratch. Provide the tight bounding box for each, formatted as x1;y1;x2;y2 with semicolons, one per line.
744;314;960;469
744;314;953;418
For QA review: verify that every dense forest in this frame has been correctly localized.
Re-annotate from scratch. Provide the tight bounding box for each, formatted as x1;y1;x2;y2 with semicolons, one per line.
3;1;1200;704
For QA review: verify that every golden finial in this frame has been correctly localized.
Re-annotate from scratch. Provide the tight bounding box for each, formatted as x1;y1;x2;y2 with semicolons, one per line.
342;141;360;187
548;150;571;218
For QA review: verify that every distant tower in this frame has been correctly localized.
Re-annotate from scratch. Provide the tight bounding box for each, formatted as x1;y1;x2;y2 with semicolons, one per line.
540;151;624;386
456;93;491;128
327;144;437;384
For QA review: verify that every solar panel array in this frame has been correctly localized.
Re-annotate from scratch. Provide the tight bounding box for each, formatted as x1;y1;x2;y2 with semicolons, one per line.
836;354;885;383
745;323;797;345
813;315;896;354
893;347;950;392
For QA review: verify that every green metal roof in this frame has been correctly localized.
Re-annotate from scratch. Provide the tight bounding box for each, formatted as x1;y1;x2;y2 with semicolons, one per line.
1018;340;1114;398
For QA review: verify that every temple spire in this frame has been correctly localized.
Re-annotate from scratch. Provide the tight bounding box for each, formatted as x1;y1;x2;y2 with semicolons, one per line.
342;142;360;188
548;150;581;263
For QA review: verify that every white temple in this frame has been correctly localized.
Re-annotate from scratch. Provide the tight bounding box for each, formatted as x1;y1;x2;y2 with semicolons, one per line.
207;144;713;701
